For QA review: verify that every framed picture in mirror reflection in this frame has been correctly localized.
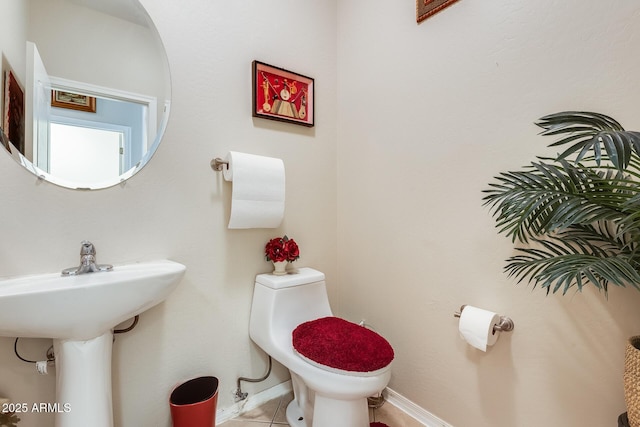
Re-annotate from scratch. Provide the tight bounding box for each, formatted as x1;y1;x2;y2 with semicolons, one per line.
51;90;97;113
0;126;9;152
3;69;25;154
252;61;314;127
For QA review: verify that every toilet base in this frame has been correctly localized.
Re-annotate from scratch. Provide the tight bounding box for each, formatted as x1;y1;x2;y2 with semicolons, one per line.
286;400;307;427
286;393;370;427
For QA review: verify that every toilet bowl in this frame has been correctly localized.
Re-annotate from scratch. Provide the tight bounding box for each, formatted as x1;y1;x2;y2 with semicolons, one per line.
249;268;394;427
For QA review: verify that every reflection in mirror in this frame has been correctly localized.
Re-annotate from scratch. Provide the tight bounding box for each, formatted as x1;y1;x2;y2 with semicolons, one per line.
0;0;171;190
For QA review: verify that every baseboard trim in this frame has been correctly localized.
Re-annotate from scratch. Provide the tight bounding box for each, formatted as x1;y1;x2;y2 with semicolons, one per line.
384;387;452;427
216;382;453;427
215;380;293;425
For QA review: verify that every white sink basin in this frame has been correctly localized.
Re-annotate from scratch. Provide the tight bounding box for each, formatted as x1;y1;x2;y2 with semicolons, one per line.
0;259;185;340
0;259;186;427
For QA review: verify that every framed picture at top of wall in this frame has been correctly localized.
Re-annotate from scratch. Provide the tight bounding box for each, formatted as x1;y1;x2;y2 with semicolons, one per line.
252;61;314;127
416;0;461;23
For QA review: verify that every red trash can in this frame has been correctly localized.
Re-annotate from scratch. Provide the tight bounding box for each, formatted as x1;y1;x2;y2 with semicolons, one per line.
170;376;219;427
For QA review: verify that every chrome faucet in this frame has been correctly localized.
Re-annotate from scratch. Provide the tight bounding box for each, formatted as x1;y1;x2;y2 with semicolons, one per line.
61;241;113;276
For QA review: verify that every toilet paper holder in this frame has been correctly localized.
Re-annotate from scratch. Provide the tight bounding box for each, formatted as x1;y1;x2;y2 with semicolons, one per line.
454;305;514;332
211;158;228;172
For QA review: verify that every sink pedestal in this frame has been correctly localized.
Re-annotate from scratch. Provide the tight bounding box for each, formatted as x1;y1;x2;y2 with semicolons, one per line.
53;332;114;427
0;259;186;426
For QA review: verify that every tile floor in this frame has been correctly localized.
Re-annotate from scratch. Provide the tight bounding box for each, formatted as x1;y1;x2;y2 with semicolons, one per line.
219;392;424;427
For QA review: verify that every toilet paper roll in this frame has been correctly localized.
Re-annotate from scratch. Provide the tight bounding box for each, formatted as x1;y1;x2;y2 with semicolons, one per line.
222;151;285;229
458;305;501;351
36;361;48;375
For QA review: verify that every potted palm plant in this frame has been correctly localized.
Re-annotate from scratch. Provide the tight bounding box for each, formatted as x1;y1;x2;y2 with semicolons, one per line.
483;111;640;426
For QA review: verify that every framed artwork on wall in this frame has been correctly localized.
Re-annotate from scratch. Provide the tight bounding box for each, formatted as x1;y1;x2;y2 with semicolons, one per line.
416;0;460;23
51;90;97;113
252;61;314;127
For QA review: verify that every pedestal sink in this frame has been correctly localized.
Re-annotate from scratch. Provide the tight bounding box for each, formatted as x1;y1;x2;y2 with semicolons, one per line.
0;259;186;427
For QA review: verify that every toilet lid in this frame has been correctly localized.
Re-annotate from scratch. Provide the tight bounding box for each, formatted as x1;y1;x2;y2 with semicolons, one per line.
292;317;394;375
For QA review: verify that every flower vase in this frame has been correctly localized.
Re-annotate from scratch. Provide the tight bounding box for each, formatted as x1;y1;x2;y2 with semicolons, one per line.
272;261;288;276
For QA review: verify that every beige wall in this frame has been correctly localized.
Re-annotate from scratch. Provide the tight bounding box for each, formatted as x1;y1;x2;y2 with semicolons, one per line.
0;1;337;426
28;0;170;111
1;0;28;85
2;0;640;426
336;0;640;426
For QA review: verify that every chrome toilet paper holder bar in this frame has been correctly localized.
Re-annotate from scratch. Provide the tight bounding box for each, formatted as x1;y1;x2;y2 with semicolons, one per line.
211;158;228;172
454;305;515;332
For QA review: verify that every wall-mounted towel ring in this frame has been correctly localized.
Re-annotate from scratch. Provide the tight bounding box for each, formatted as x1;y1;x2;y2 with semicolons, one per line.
211;158;228;171
454;305;514;332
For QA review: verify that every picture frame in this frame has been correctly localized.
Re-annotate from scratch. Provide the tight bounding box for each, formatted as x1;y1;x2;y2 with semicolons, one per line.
252;61;314;127
51;90;96;113
416;0;460;23
0;126;9;152
3;69;25;154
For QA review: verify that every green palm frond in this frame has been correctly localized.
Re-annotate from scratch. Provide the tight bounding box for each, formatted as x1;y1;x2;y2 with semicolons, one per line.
485;111;640;295
537;111;640;171
483;160;636;243
505;231;640;295
563;223;638;253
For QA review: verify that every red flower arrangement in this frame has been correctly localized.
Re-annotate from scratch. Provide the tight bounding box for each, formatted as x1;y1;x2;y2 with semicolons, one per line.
265;235;300;263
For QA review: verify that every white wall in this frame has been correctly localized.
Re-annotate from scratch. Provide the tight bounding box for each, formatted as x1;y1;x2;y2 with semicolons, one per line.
0;1;337;426
3;0;640;426
1;0;28;95
28;0;170;135
336;1;640;426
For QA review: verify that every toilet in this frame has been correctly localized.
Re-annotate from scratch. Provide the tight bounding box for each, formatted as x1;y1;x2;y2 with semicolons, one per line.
249;267;394;427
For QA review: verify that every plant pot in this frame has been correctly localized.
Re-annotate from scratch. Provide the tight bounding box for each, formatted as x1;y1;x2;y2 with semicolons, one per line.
624;336;640;426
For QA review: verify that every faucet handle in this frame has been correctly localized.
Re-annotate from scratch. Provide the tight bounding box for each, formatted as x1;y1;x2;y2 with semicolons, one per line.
62;241;112;276
80;241;96;256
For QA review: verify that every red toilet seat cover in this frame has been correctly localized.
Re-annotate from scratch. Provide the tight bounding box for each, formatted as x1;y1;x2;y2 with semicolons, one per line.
292;317;394;373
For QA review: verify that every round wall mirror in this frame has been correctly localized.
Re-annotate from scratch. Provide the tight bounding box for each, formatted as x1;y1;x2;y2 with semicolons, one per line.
1;0;170;190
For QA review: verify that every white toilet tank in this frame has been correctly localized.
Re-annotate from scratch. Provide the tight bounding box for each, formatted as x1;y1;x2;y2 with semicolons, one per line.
250;268;333;342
